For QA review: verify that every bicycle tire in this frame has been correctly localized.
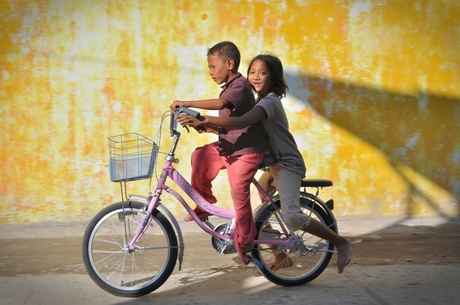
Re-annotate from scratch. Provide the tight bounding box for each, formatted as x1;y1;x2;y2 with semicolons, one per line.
252;194;336;286
82;201;178;297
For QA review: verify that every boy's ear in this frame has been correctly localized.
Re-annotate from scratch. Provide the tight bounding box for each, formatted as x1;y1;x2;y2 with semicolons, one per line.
226;58;235;71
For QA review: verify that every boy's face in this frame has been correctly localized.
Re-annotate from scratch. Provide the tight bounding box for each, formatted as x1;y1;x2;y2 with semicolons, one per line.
248;59;272;98
207;54;232;85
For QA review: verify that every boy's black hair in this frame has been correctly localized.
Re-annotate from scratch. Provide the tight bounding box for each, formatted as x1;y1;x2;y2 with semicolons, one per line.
247;54;289;98
207;41;241;71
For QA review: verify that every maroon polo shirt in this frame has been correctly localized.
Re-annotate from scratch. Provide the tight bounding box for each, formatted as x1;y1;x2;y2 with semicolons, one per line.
217;73;267;156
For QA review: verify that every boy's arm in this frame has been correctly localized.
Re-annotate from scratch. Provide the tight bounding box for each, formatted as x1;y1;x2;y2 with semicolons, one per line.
170;98;230;111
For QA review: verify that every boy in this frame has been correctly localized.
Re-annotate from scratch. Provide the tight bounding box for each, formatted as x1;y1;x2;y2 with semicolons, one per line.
170;41;267;251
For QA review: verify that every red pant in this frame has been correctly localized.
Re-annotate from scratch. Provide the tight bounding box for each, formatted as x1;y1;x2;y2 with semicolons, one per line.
191;143;265;245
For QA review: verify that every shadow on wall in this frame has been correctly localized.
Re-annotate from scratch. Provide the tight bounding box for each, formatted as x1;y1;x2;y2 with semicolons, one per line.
285;71;460;218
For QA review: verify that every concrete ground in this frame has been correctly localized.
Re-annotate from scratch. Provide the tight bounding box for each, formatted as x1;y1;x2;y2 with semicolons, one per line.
1;215;459;305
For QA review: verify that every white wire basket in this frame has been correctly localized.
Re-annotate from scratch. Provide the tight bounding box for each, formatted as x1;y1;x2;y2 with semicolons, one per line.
108;133;158;182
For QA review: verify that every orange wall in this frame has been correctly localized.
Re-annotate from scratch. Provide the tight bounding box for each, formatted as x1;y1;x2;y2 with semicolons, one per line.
1;0;459;224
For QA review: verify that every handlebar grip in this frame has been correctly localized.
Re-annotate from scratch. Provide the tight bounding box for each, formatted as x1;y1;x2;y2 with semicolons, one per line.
178;106;201;118
170;110;178;132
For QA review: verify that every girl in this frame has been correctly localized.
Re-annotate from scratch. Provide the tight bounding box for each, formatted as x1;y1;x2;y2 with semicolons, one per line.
179;54;352;273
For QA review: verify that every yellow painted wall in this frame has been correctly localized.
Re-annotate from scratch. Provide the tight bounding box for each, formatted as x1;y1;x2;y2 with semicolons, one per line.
1;0;459;224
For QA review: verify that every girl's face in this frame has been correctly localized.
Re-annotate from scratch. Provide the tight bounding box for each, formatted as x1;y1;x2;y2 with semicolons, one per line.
207;54;231;85
248;59;271;98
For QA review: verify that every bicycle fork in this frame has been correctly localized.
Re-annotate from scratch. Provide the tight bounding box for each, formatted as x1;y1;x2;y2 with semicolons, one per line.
126;188;164;252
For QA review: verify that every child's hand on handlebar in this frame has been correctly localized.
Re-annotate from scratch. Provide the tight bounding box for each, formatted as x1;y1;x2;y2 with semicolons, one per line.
176;114;202;128
176;114;213;134
170;100;186;112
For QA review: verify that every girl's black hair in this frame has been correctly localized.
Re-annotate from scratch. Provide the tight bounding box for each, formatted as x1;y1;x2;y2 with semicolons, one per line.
247;54;289;98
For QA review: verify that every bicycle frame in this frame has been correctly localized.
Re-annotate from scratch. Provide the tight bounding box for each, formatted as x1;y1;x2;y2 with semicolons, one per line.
82;110;339;296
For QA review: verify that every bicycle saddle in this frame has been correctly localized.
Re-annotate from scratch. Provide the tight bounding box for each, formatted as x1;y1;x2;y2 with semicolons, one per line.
301;179;333;188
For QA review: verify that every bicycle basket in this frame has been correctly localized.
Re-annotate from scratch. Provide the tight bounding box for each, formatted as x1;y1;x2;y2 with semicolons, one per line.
108;133;158;182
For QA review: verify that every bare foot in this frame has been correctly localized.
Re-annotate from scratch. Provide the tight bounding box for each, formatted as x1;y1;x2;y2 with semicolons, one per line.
184;207;212;222
337;239;352;273
270;252;294;271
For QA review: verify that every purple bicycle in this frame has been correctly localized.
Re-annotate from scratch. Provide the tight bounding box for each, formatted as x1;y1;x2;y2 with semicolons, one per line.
82;109;338;297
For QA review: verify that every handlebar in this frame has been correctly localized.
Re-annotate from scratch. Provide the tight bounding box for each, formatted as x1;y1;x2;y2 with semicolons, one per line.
169;107;201;135
178;106;201;118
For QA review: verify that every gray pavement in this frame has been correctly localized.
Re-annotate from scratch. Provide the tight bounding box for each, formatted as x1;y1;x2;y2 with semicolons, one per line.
1;216;459;304
2;264;459;305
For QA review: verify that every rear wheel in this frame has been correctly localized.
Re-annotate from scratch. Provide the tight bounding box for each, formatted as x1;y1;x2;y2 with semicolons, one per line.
82;201;178;297
253;195;336;286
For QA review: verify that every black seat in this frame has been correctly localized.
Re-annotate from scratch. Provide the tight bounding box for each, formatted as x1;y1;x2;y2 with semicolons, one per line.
301;179;333;188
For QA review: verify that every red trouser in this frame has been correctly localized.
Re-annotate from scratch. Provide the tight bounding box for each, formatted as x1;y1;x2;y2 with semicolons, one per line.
191;143;265;245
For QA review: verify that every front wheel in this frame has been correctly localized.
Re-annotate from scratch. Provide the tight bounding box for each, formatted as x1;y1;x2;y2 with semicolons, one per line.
82;201;178;297
253;195;336;286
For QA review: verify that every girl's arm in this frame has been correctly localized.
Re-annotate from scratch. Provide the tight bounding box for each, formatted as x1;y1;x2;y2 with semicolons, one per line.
178;106;267;130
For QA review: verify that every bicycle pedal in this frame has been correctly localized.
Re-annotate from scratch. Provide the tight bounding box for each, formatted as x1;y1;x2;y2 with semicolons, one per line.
245;254;264;269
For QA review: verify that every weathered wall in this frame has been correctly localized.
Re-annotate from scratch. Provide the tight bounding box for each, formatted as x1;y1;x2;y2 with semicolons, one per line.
1;0;459;224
